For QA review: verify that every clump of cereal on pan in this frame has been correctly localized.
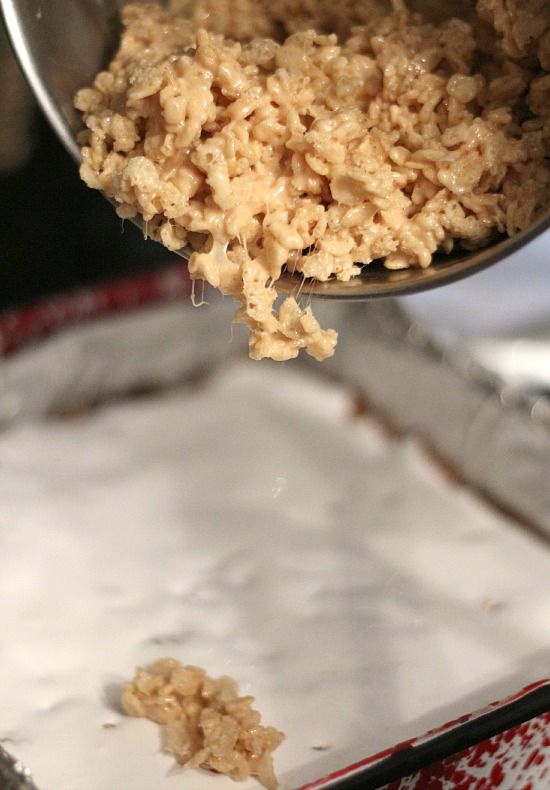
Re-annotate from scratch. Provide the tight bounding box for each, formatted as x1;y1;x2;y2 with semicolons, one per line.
122;659;284;789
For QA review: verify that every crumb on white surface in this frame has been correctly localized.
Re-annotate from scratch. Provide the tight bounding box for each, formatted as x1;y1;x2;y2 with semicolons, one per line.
122;658;284;789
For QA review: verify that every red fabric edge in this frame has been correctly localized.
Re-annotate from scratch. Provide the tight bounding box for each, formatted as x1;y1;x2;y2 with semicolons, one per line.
297;680;550;790
0;262;191;356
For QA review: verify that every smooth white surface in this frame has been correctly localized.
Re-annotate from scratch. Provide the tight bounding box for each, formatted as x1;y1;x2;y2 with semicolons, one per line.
402;229;550;338
401;231;550;389
1;362;550;790
468;338;550;389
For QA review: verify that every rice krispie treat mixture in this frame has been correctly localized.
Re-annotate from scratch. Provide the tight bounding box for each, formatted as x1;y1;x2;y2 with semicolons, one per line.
75;0;550;361
122;659;284;789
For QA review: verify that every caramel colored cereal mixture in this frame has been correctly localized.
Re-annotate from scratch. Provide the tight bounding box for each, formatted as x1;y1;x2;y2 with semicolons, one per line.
122;659;284;789
75;0;550;361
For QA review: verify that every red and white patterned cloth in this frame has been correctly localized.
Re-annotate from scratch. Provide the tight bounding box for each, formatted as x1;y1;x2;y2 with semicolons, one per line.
300;682;550;789
387;713;550;789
